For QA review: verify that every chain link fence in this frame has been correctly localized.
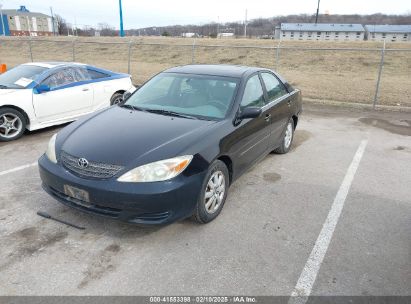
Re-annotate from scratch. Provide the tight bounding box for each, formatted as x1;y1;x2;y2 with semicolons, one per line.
1;38;410;108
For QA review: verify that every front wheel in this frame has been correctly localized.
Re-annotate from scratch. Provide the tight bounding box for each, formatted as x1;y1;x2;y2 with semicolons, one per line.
273;118;294;154
0;108;26;142
193;160;229;224
110;92;124;106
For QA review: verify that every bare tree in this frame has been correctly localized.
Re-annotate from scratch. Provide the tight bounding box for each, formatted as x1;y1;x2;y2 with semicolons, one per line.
55;14;70;35
98;23;117;36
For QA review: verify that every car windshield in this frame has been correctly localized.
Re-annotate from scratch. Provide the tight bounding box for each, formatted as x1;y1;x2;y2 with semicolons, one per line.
124;73;239;120
0;65;48;89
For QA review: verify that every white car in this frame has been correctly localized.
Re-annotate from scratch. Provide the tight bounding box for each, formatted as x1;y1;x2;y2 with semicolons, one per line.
0;62;135;141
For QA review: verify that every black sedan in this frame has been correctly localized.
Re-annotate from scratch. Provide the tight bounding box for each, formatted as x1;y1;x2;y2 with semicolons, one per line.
39;65;302;225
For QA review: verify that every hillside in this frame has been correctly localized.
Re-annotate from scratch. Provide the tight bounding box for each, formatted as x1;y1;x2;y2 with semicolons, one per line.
127;13;411;37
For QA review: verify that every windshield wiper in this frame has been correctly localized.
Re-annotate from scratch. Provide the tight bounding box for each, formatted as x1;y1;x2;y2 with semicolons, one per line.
120;104;145;112
144;109;198;120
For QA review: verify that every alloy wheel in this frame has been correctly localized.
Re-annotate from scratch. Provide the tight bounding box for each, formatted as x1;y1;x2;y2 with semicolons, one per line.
204;170;226;214
112;96;123;105
284;121;293;149
0;113;23;139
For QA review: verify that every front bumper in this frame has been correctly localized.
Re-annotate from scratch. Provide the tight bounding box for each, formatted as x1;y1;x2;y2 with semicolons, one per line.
38;155;206;225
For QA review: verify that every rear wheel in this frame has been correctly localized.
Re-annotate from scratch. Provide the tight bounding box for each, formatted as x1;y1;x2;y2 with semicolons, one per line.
110;92;124;106
193;160;229;224
273;118;294;154
0;108;26;142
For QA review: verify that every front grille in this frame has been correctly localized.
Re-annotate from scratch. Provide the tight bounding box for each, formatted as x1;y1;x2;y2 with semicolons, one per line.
60;151;124;179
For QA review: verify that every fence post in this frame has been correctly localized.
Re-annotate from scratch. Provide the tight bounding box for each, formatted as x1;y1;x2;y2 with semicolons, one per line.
191;38;196;64
72;39;76;61
373;40;386;109
128;40;132;74
275;40;281;71
28;38;33;62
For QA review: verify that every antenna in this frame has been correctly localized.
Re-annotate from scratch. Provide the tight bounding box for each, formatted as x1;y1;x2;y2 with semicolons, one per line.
315;0;320;24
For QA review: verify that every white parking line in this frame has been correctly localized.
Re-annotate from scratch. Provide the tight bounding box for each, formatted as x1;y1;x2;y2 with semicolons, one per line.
0;162;38;177
289;139;368;304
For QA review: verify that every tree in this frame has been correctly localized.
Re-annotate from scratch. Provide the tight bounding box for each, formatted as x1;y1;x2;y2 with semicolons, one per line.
55;14;69;35
98;23;117;36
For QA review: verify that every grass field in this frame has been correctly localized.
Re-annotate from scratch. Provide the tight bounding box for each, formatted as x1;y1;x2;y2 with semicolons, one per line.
1;36;410;107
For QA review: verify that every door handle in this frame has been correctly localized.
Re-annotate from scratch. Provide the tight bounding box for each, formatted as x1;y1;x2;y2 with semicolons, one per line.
82;88;90;91
264;114;271;122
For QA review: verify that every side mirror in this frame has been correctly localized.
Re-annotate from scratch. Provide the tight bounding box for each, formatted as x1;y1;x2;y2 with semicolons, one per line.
123;91;132;101
34;84;50;94
238;107;262;120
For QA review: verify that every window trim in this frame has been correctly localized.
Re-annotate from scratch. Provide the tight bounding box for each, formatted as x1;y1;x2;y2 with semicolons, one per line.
239;72;266;110
259;71;289;105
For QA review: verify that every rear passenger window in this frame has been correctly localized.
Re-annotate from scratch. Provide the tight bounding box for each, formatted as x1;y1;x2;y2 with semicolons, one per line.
42;68;78;89
87;69;109;80
261;73;288;101
240;75;264;109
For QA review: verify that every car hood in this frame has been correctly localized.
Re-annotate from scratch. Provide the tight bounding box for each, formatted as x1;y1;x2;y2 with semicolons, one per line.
60;106;216;166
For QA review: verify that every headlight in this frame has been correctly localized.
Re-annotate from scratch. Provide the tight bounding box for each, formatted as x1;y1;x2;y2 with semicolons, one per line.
45;134;57;164
117;155;193;183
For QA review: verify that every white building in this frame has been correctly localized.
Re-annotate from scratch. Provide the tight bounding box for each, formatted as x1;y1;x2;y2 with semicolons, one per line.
181;33;197;38
365;25;411;42
279;23;365;41
217;32;235;39
1;5;57;36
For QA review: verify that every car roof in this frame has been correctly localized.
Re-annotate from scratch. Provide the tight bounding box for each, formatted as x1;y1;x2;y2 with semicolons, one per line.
163;64;264;78
24;62;87;69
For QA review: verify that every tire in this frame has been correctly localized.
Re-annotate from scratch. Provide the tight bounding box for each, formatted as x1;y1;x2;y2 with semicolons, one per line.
193;160;229;224
110;92;124;106
273;118;294;154
0;108;26;142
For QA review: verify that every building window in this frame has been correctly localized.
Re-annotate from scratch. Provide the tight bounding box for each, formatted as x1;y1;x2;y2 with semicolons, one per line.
404;34;408;38
325;32;331;35
317;32;321;36
356;32;361;35
382;33;386;38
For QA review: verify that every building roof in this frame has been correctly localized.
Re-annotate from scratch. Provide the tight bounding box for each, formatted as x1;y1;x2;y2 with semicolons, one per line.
281;23;365;32
364;25;411;33
1;9;50;18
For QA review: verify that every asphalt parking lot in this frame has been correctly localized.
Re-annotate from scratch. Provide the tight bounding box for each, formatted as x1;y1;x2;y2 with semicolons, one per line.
0;104;410;297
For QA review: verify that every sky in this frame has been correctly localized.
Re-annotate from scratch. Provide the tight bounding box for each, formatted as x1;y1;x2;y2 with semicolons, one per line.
1;0;410;29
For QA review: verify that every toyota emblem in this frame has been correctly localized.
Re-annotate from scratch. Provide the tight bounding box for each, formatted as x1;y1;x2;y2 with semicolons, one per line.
78;158;89;168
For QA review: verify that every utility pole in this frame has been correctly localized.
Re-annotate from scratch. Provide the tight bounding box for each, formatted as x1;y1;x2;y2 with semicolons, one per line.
244;9;247;38
119;0;125;37
217;16;220;38
315;0;320;24
0;4;6;36
74;16;78;36
50;7;55;36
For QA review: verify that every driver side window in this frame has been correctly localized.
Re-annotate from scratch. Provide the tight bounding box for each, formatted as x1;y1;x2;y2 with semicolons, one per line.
42;68;78;89
240;75;264;109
